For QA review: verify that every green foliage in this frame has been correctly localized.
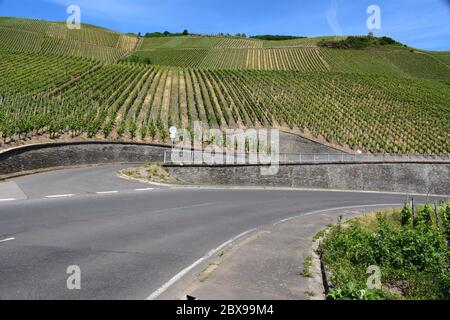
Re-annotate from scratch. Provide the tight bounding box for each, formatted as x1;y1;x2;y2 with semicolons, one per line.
318;35;401;49
251;35;306;41
299;255;313;278
149;121;157;140
128;118;137;138
442;203;450;239
144;30;189;38
140;122;147;139
117;120;125;137
327;282;395;300
322;205;450;300
401;204;413;226
416;204;433;226
128;55;152;65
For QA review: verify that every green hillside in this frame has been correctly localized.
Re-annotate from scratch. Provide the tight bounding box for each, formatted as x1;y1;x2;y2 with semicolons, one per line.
0;17;449;154
131;35;450;80
0;17;139;62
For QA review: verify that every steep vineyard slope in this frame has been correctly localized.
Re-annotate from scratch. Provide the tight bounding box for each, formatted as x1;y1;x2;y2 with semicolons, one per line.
0;17;449;155
0;17;139;62
1;56;448;154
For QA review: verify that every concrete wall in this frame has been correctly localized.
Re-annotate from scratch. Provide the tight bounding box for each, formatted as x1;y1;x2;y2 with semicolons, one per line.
165;163;450;195
0;142;170;177
278;131;345;154
0;131;343;178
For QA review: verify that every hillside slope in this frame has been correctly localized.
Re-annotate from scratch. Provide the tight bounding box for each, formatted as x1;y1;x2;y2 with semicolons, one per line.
0;17;139;62
0;17;449;154
131;35;450;80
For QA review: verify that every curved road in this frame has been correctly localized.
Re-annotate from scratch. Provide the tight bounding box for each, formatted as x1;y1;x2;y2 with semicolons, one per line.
0;165;441;299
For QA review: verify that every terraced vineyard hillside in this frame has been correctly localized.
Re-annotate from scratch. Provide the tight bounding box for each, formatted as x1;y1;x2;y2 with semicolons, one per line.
0;17;139;62
1;17;449;154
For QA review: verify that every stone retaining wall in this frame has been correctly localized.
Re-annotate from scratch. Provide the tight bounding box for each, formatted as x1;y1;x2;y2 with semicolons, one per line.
165;163;450;195
0;141;170;177
1;142;448;195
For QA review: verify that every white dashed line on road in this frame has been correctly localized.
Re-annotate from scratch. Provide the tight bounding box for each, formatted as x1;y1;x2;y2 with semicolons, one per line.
96;191;119;194
135;188;155;191
45;194;74;199
0;198;17;202
0;237;15;243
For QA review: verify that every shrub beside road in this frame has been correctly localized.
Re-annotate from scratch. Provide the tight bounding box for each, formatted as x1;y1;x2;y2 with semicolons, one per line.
320;203;450;300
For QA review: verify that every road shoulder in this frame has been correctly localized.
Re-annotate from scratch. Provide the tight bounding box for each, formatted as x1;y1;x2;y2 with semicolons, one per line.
158;205;398;300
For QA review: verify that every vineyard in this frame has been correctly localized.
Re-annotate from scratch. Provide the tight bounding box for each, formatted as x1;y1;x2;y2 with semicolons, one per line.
131;47;329;71
0;17;449;154
1;55;449;154
0;17;139;62
138;35;330;50
138;36;262;50
134;40;449;77
320;48;450;80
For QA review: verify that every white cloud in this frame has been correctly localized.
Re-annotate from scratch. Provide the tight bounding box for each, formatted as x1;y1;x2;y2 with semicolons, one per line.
326;0;343;36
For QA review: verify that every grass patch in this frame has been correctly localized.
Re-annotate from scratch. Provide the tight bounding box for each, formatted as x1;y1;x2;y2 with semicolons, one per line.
118;163;179;184
321;203;450;300
299;255;313;278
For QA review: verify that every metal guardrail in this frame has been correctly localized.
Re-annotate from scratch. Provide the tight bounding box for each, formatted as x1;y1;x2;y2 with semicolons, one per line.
164;150;450;165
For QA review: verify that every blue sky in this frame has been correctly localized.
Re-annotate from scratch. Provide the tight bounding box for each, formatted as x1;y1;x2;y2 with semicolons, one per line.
0;0;449;50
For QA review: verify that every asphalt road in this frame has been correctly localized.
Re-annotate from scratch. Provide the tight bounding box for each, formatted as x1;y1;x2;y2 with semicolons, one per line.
0;165;442;299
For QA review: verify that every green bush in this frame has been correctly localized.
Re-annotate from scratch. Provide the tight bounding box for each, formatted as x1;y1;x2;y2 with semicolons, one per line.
322;205;450;300
401;204;412;226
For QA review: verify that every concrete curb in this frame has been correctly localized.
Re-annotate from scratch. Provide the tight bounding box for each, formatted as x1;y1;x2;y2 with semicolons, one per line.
309;238;326;300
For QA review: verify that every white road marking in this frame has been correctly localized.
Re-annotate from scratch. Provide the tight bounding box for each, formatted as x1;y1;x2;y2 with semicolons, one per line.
96;191;119;194
146;228;256;300
45;194;74;199
135;188;154;191
272;203;401;226
0;198;16;202
302;203;401;217
0;237;15;243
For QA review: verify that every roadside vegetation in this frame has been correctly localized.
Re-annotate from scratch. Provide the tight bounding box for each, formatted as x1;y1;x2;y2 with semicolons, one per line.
298;255;313;278
118;163;179;184
320;203;450;300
